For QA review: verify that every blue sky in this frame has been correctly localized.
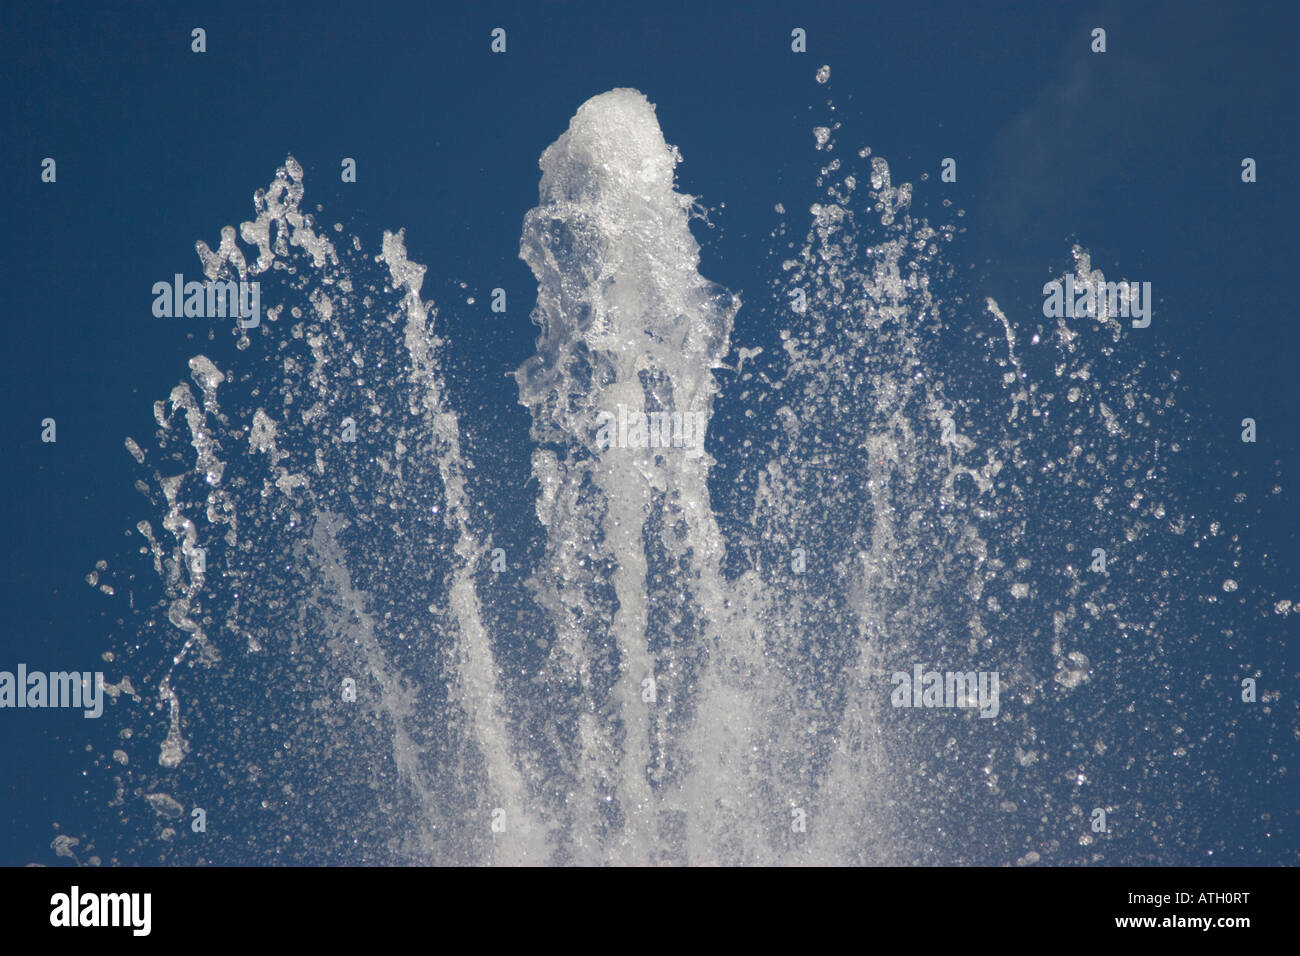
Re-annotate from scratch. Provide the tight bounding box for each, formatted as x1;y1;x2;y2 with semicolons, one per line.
2;0;1296;865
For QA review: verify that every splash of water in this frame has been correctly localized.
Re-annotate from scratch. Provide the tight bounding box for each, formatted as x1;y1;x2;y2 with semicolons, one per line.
69;82;1292;867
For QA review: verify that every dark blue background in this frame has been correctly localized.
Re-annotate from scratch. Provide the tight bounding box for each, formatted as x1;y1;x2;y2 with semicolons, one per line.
2;0;1296;865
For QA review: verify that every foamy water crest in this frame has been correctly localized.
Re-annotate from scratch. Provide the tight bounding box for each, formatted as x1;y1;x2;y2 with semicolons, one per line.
74;83;1290;866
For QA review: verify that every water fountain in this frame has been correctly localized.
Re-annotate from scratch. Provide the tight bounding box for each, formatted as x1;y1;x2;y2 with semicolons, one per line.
67;80;1289;867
